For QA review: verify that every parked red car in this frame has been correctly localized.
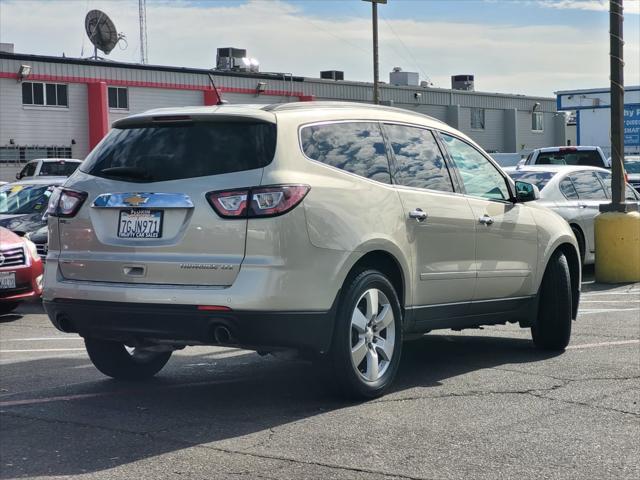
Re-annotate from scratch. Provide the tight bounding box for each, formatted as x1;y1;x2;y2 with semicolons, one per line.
0;227;43;315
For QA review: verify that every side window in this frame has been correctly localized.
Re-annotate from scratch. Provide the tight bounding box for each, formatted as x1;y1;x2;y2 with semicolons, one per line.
570;171;607;200
559;177;579;199
300;122;391;184
441;133;510;201
597;171;639;201
383;124;454;192
21;163;36;177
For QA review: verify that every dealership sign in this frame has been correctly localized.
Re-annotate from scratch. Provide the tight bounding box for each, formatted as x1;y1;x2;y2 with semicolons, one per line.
624;104;640;147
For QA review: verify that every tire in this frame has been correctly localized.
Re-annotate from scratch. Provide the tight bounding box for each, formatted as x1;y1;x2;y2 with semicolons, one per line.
571;225;586;265
531;252;572;350
84;338;172;381
0;302;19;316
328;269;403;399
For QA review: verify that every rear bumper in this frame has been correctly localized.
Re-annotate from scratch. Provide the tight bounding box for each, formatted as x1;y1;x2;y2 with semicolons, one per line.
44;298;337;353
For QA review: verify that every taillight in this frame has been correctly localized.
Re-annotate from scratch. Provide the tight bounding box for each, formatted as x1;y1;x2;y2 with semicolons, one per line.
207;185;310;219
46;188;87;218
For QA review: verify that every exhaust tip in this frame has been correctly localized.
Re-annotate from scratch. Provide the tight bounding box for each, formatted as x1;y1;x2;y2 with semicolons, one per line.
213;324;233;345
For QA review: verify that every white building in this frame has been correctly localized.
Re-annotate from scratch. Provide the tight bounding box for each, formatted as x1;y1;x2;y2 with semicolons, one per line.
1;46;567;169
556;86;640;157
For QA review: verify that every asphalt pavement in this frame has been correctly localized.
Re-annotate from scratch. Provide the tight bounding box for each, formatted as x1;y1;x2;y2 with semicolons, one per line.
1;268;638;480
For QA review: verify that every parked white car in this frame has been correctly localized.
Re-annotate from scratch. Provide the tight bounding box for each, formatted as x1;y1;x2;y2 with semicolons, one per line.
16;158;82;180
519;146;610;169
624;155;640;192
505;165;640;265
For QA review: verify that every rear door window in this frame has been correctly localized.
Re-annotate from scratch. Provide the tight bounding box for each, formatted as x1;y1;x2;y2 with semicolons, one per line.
559;177;579;199
596;171;639;201
300;122;391;184
383;124;454;192
569;171;607;200
81;122;277;183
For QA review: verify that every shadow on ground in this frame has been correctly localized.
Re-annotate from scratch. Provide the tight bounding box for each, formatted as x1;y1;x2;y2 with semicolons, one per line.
0;331;560;478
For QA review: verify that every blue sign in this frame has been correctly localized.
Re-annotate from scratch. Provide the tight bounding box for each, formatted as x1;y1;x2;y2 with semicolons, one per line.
624;104;640;147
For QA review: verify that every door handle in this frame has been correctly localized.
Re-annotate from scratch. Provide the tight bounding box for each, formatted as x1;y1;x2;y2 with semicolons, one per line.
409;208;428;222
478;215;494;225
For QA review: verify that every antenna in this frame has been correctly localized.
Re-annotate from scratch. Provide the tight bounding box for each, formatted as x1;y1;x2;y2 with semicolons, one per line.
138;0;148;64
207;73;227;105
84;10;126;60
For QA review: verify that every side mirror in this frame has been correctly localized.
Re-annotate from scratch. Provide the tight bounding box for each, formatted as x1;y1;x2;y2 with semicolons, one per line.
515;181;540;203
16;172;22;180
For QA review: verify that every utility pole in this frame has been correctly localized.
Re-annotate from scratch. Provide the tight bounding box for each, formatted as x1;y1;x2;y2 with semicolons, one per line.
606;0;625;210
363;0;386;104
139;0;148;64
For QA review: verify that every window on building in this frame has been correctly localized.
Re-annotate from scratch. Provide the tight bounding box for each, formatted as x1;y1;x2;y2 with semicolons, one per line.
300;122;392;184
532;111;543;131
441;133;510;201
108;87;128;109
21;82;68;107
383;124;454;192
470;108;485;130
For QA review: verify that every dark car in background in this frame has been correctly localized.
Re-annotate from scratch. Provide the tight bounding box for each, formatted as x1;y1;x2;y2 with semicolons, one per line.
0;178;65;236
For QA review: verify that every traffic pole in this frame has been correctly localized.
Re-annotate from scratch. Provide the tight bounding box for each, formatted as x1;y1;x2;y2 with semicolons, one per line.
363;0;386;104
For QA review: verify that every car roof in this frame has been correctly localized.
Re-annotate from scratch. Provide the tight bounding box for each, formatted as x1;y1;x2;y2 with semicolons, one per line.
533;146;600;153
114;101;453;134
25;158;83;163
504;165;611;174
2;177;67;187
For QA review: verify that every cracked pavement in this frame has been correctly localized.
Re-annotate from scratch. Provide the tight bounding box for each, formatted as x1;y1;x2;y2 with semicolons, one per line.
1;271;638;479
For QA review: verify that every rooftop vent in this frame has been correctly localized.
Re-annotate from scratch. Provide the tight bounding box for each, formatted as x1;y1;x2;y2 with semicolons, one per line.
320;70;344;81
389;67;419;87
451;74;475;91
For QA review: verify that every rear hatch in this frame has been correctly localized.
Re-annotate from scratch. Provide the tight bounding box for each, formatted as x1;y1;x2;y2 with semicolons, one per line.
54;112;276;286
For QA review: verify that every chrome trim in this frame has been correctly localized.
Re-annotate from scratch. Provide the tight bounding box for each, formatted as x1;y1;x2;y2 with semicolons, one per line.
406;295;535;310
420;271;476;281
92;193;194;209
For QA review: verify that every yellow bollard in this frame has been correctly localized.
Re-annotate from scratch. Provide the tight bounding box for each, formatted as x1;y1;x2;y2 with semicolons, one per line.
594;211;640;283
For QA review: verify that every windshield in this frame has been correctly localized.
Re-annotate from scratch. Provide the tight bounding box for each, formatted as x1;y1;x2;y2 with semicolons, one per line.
507;171;556;191
0;184;54;215
39;161;80;176
536;150;604;167
624;157;640;174
81;121;277;183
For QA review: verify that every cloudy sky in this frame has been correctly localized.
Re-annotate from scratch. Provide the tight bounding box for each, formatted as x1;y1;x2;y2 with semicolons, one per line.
1;0;638;97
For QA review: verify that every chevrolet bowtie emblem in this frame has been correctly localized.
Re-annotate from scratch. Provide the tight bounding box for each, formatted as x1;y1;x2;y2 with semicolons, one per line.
123;195;149;207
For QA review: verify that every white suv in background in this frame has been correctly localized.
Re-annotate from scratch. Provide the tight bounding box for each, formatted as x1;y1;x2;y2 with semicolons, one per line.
16;158;83;179
519;146;609;169
43;102;581;398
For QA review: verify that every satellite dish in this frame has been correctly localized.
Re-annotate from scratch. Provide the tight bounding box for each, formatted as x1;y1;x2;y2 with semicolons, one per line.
85;10;125;58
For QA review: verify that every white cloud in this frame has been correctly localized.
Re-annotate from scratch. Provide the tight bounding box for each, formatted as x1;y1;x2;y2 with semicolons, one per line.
0;0;638;97
536;0;640;14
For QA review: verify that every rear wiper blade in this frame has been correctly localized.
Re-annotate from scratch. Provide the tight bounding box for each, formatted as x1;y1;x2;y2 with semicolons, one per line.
99;166;152;181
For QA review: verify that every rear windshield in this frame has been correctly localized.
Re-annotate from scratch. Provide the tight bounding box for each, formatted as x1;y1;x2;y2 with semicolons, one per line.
81;122;277;183
507;171;556;190
624;158;640;174
39;161;80;176
536;150;604;167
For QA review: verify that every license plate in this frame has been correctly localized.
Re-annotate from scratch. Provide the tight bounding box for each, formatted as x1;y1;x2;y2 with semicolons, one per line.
118;209;163;239
0;272;16;290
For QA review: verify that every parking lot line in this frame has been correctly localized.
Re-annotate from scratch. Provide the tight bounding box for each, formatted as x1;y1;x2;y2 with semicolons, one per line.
567;340;640;350
3;337;83;342
0;348;87;353
581;300;640;303
582;291;640;296
578;308;639;314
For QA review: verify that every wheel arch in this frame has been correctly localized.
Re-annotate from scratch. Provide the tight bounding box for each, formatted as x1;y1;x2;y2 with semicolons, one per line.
544;241;581;320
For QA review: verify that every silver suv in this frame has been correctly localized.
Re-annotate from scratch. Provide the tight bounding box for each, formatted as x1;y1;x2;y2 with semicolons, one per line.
43;102;581;398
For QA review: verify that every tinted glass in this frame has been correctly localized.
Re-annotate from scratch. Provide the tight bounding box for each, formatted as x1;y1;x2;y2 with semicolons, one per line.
22;83;32;104
300;122;391;184
56;84;68;106
118;88;128;109
383;124;453;192
39;161;80;176
23;163;37;177
441;134;510;200
507;170;556;190
559;177;579;199
570;171;607;200
0;184;53;215
45;84;57;105
536;150;605;167
596;171;639;201
32;83;44;105
82;122;277;183
108;88;118;108
624;157;640;174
